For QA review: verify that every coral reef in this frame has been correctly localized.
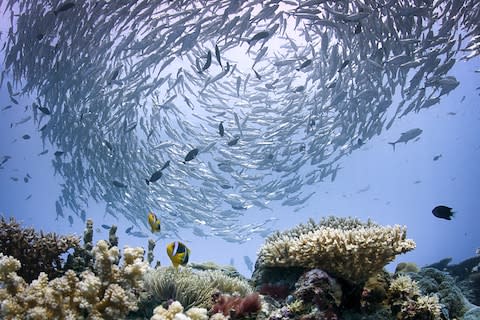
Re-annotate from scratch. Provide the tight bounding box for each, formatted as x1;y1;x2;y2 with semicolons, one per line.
408;268;469;319
0;217;80;283
360;270;390;313
144;266;253;310
0;240;148;319
151;300;209;320
254;216;415;285
210;292;262;318
395;262;420;274
294;269;342;311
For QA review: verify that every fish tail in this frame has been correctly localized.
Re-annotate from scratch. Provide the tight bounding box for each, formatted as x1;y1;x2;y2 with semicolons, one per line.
388;142;396;151
145;179;150;185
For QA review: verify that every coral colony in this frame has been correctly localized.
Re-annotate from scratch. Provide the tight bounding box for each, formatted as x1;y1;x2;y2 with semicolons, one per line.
1;216;479;319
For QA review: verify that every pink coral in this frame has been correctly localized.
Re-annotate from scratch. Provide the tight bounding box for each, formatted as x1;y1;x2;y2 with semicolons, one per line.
211;292;261;318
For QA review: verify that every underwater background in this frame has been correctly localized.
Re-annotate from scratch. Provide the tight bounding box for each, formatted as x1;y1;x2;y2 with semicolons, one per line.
0;1;480;319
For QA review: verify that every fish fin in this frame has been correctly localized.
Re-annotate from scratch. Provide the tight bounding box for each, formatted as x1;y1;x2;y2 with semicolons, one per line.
388;142;396;151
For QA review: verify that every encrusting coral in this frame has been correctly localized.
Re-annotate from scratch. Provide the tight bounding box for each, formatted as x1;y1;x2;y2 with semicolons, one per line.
144;266;253;310
0;240;149;319
0;217;80;283
256;216;415;284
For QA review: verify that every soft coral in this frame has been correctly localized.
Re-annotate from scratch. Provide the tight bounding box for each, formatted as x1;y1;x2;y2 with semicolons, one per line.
211;292;261;318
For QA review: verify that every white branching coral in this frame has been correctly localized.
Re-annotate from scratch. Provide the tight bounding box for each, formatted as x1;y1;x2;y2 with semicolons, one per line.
258;216;416;283
0;241;149;319
150;301;209;320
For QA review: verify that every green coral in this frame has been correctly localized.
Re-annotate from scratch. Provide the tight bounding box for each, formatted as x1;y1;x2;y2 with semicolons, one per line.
144;266;253;309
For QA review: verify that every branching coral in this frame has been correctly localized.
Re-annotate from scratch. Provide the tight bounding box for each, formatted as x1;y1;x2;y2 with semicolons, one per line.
0;217;80;282
144;266;253;310
0;240;149;319
150;301;209;320
257;216;415;284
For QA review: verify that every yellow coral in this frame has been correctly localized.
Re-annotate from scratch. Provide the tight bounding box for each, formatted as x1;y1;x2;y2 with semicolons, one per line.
258;216;416;283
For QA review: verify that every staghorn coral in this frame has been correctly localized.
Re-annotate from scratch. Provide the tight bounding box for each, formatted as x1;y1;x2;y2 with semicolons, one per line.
0;240;149;319
398;294;442;320
256;216;415;284
144;266;253;310
0;217;80;282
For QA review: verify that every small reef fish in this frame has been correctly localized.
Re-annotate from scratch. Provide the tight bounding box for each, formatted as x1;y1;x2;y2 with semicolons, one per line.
22;134;31;140
388;128;423;151
125;226;133;234
432;205;455;220
129;231;149;238
183;148;199;163
433;154;442;161
160;160;170;171
148;211;161;233
112;180;127;188
68;215;73;227
218;122;224;137
146;170;162;185
166;241;190;268
101;224;111;230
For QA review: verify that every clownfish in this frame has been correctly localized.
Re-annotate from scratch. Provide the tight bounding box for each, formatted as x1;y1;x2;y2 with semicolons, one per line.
166;241;190;268
148;212;161;233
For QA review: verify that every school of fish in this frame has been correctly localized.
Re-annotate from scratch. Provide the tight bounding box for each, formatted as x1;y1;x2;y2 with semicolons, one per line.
0;0;479;242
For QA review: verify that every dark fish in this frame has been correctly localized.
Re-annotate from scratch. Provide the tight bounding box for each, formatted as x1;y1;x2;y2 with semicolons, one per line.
36;33;44;41
252;68;261;80
183;148;199;163
296;59;312;71
25;194;32;200
432;205;454;220
220;184;233;189
125;226;133;234
112;180;127;188
202;50;212;71
433;154;442;161
247;31;269;45
38;106;51;115
101;224;111;230
357;138;365;146
54;2;75;15
39;124;47;131
68;215;73;227
103;140;113;151
160;160;170;171
338;60;351;72
354;22;362;34
54;151;64;157
10;177;18;182
2;105;12;111
22;134;31;140
215;44;222;68
218;122;224;137
146;170;162;185
38;149;48;156
227;136;239;146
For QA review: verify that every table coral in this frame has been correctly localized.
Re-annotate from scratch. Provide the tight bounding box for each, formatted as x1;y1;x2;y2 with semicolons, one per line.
256;216;415;284
0;217;80;282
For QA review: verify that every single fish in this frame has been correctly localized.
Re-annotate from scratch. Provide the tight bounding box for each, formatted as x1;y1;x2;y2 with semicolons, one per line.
247;31;269;45
38;149;48;156
125;226;133;234
148;211;161;233
183;148;199;163
166;241;190;268
129;231;149;238
22;134;31;140
215;44;222;68
38;106;51;115
54;2;75;15
432;205;455;220
68;215;74;227
218;122;224;137
101;224;111;230
146;170;162;185
202;50;212;71
388;128;423;151
54;151;64;157
227;136;239;146
296;59;312;71
112;180;127;188
433;154;442;161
